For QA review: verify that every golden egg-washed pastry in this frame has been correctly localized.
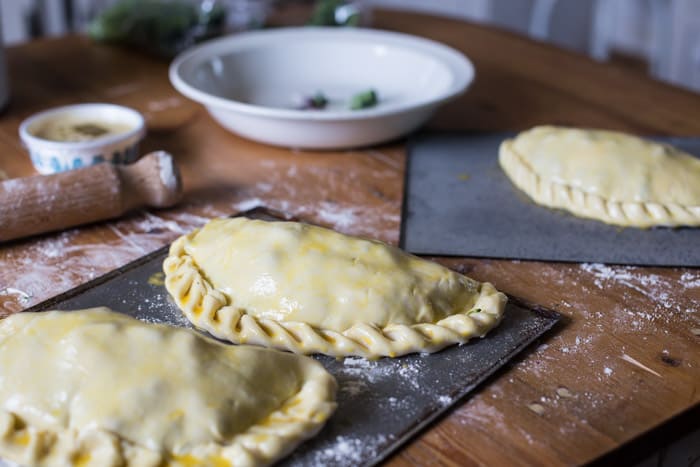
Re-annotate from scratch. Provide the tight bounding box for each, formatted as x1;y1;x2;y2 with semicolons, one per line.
163;218;507;358
0;308;336;467
499;126;700;227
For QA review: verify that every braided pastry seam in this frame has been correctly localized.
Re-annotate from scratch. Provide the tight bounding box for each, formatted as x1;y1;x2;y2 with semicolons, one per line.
499;140;700;228
0;311;336;467
0;380;334;467
163;236;507;359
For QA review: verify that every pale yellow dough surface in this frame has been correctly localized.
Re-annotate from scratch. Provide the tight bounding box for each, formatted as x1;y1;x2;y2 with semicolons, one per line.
163;218;507;358
0;308;336;467
499;126;700;227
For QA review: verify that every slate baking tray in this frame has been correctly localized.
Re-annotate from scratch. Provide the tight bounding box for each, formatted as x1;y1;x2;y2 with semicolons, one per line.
13;209;560;466
402;132;700;266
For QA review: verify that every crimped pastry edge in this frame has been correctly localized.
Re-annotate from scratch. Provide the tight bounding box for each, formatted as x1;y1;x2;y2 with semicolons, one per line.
163;232;507;359
499;139;700;228
0;311;337;467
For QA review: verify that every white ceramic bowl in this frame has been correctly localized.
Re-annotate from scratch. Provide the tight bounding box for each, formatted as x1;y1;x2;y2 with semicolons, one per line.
19;103;145;174
170;27;474;149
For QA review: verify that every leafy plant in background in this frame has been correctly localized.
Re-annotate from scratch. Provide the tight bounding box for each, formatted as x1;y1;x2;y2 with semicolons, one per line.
88;0;226;58
308;0;361;27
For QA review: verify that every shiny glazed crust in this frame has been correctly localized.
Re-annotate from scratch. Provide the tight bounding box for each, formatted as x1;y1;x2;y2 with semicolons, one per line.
0;311;337;467
163;234;507;359
499;139;700;228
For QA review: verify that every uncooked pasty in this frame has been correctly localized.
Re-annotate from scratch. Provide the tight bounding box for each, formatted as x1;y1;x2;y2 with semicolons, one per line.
499;126;700;227
0;308;336;467
163;218;507;358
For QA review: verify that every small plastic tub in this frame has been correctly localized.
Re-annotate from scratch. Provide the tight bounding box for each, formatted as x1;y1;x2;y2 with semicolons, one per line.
19;103;146;174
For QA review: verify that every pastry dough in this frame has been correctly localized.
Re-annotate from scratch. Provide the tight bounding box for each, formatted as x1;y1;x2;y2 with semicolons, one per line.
499;126;700;227
163;218;507;358
0;308;336;467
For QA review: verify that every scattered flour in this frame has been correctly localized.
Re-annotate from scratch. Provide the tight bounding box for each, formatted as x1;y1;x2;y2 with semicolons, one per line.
338;357;424;391
0;208;211;314
312;434;389;465
339;379;367;397
437;395;453;406
455;258;699;449
230;196;400;241
580;263;696;312
680;271;700;289
315;202;359;229
103;81;143;97
338;357;394;384
146;96;183;112
232;197;265;212
385;396;410;410
455;396;510;431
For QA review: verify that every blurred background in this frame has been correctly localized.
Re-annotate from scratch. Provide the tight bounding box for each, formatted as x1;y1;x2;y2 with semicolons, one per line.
0;1;698;466
1;0;700;93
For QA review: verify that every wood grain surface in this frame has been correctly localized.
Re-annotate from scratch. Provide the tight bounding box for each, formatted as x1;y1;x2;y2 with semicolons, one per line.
0;8;698;466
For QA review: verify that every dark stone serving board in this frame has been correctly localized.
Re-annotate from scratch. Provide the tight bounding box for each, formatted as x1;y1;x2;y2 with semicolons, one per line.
403;132;700;266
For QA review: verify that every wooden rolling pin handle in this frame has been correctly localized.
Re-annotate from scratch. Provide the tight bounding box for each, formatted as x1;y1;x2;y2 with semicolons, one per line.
0;151;183;243
119;151;183;211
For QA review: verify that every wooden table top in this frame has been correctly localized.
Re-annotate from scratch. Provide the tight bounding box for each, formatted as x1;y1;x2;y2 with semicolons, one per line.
0;8;698;467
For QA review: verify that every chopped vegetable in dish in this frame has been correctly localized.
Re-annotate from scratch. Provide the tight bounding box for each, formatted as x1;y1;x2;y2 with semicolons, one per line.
297;89;379;111
301;92;329;110
349;89;378;110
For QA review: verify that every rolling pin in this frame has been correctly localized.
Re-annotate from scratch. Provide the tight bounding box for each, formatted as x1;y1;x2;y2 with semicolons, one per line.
0;151;183;242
